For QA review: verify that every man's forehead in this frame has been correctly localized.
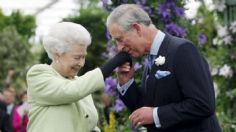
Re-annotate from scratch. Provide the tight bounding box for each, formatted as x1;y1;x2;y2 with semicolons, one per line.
109;24;123;35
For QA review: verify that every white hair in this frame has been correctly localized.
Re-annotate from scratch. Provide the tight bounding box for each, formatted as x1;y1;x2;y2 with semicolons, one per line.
42;22;91;60
106;4;152;32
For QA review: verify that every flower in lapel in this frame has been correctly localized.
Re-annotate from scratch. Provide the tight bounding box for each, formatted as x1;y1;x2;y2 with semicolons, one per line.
154;55;165;66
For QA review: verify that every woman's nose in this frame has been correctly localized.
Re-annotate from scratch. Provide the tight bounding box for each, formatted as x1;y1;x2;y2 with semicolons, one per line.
78;59;85;67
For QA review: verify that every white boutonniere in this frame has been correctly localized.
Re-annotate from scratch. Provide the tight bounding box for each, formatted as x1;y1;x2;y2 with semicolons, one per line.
155;56;165;66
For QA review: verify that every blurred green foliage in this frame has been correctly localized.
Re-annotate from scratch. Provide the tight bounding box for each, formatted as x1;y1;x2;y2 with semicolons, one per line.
192;3;236;131
0;10;36;90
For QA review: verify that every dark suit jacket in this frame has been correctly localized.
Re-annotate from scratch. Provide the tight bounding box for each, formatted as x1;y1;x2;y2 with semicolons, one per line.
0;101;7;112
0;110;12;132
120;33;221;132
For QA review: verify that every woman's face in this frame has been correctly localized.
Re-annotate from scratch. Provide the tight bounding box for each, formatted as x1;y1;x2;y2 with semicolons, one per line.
56;44;87;78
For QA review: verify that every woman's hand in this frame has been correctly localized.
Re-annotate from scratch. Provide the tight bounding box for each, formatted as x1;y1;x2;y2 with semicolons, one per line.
100;52;132;79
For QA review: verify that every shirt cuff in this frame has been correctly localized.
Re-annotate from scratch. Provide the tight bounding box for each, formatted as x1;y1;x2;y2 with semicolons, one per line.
117;78;134;96
153;107;161;128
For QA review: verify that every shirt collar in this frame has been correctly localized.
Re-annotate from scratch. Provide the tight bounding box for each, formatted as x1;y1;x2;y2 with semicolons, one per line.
7;103;14;114
149;30;165;56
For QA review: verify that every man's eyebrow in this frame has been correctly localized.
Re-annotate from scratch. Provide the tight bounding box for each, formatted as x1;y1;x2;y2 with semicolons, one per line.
112;36;119;39
112;36;121;41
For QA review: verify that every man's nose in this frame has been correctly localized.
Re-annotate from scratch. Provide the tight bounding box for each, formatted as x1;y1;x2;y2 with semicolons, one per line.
117;43;124;51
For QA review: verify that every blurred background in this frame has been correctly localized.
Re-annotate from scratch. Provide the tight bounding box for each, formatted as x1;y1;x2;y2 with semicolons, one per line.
0;0;235;131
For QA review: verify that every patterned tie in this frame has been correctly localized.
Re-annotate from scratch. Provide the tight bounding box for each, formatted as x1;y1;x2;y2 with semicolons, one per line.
142;54;156;93
148;54;156;70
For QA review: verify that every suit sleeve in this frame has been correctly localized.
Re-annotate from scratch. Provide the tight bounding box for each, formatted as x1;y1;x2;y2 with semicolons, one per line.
158;43;215;128
27;66;104;106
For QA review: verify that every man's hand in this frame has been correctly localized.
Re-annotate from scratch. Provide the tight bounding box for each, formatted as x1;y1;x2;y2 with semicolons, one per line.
117;62;134;86
129;107;154;128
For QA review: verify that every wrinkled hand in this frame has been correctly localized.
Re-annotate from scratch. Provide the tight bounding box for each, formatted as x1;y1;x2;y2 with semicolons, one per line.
117;62;134;86
129;107;154;128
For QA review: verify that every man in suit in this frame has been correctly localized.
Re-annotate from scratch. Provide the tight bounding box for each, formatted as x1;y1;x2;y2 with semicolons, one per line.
0;93;12;132
0;109;12;132
3;88;16;131
106;4;221;132
0;100;7;112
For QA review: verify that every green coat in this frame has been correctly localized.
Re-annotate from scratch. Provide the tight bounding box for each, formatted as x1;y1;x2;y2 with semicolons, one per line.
26;64;104;132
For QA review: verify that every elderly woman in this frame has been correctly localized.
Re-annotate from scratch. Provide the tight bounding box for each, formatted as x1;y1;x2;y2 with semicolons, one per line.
26;22;131;132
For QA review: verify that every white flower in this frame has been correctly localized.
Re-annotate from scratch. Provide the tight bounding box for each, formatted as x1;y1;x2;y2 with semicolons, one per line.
219;64;233;78
155;56;165;66
223;35;233;45
214;1;226;12
212;38;219;45
230;21;236;33
217;25;228;37
212;37;223;45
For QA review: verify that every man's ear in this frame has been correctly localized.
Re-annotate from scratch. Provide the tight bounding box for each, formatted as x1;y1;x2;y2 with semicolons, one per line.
131;23;142;36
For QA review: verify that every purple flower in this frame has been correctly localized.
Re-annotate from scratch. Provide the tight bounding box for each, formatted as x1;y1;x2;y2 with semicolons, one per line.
191;19;199;25
122;0;129;3
102;45;118;59
197;34;207;44
105;29;111;40
165;23;186;38
174;7;185;17
104;29;118;59
134;0;146;5
134;62;142;71
141;5;153;16
157;3;171;19
101;0;108;8
143;58;149;67
140;0;147;4
157;1;186;23
104;77;118;96
157;1;180;23
166;0;176;7
115;98;125;112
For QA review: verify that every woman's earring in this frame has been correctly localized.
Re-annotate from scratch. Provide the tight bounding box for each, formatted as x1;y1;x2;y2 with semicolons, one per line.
56;60;59;63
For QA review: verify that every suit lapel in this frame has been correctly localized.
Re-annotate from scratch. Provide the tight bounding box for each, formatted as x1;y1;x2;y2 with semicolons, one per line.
151;33;171;73
145;34;172;106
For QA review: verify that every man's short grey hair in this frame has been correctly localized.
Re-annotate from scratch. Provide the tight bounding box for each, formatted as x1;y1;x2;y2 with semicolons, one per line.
106;4;152;32
42;22;91;60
